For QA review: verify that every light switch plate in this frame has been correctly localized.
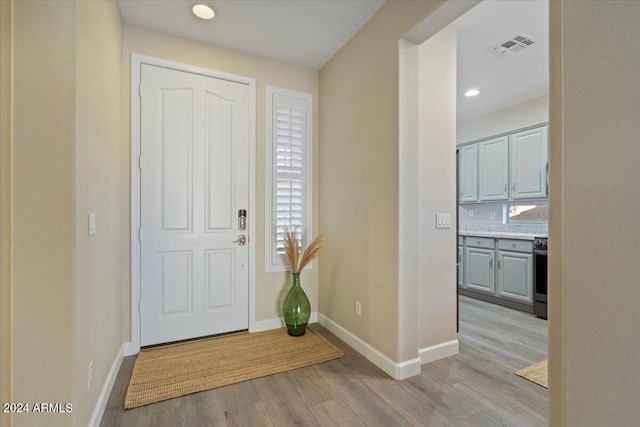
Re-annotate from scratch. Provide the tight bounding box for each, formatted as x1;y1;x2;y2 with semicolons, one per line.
436;213;451;229
88;213;96;236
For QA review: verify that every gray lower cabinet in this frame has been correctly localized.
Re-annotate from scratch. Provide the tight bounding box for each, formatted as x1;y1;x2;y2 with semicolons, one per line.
460;236;534;312
465;246;495;294
497;251;533;303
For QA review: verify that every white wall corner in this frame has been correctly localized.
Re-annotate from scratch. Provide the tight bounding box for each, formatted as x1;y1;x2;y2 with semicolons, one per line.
318;313;421;380
419;339;459;365
250;312;318;333
88;344;125;427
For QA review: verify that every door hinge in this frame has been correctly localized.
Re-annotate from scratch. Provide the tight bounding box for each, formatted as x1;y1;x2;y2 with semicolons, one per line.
138;300;141;314
138;83;142;97
138;228;142;242
138;155;143;170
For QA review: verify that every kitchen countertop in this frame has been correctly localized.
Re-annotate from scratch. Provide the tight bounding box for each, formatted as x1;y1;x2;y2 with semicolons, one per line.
458;230;547;240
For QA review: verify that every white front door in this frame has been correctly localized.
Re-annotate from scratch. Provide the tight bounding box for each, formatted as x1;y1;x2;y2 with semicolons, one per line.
139;64;249;346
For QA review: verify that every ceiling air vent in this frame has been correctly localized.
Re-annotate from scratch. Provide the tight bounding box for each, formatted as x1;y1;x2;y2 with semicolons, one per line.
488;33;538;57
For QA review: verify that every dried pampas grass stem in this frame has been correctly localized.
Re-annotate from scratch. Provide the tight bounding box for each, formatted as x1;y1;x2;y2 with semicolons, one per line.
284;230;324;274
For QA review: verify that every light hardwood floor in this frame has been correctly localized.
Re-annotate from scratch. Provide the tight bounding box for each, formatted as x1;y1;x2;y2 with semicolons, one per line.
101;296;548;426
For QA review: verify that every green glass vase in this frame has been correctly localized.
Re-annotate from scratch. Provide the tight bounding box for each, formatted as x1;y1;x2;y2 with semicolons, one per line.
282;273;311;336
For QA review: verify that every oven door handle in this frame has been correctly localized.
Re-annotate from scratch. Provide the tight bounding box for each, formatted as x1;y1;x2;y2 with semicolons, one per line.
533;250;548;256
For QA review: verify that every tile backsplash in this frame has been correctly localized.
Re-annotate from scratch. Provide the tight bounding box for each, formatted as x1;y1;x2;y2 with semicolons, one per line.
459;203;548;235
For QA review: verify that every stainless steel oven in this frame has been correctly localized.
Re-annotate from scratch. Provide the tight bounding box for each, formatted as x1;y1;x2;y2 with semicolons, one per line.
533;237;548;319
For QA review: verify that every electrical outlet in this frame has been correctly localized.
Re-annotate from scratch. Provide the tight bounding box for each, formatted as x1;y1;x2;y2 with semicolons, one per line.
468;209;474;217
355;301;362;317
88;361;93;390
490;212;496;220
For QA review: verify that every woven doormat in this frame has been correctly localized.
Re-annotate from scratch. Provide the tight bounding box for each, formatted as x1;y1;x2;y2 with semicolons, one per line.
515;359;548;388
124;327;343;409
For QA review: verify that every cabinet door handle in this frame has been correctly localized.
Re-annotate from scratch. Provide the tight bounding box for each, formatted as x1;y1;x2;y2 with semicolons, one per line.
489;259;493;268
513;182;516;192
504;183;507;192
498;259;502;269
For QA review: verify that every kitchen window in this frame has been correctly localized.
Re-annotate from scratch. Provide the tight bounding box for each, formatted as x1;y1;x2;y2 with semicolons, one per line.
507;203;549;223
264;86;313;272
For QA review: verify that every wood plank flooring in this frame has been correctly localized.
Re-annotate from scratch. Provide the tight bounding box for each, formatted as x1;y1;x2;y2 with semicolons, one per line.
101;296;548;426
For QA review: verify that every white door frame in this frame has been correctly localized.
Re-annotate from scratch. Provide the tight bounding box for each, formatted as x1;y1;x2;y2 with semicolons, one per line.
126;54;256;356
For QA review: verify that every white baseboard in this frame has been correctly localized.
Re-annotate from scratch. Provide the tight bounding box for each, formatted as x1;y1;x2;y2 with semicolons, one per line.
419;339;459;364
123;341;137;357
89;344;124;427
317;313;422;380
250;312;318;333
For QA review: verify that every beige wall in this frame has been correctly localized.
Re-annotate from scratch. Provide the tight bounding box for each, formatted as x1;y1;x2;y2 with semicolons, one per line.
74;1;123;425
417;26;458;351
5;2;124;426
318;0;446;361
11;1;75;426
121;25;320;336
0;1;12;425
549;1;640;424
457;95;549;145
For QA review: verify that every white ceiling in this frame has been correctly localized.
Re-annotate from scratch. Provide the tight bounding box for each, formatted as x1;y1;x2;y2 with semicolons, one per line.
117;0;386;70
453;0;549;121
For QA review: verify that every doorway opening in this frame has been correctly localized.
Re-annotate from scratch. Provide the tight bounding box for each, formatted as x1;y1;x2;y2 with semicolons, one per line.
399;0;550;423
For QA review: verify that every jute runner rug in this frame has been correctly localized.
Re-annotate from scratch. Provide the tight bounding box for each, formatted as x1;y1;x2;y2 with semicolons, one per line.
515;359;548;388
125;326;343;409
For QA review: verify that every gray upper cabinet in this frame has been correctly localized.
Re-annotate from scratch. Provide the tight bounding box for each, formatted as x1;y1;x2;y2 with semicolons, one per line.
478;136;509;201
510;126;548;199
459;144;478;203
458;125;548;203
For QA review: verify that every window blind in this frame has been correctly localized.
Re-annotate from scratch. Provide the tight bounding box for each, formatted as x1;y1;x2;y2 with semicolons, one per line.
265;87;312;271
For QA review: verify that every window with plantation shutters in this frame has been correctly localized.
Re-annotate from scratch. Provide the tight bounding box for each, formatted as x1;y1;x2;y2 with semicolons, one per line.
265;86;312;272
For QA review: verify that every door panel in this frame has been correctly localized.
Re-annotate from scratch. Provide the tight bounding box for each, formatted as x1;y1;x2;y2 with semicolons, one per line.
459;144;478;203
498;251;533;302
160;89;193;231
479;136;508;201
465;247;494;294
140;64;250;346
510;127;548;199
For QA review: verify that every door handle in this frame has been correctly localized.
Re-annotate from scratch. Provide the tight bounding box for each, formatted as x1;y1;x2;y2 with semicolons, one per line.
489;259;493;268
498;259;502;269
504;183;507;192
513;182;516;192
232;235;247;246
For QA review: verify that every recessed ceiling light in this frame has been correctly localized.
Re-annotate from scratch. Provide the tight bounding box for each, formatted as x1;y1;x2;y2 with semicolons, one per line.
464;89;480;97
192;4;215;20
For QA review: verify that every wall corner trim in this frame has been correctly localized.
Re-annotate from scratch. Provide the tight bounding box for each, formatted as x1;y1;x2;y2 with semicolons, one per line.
317;313;422;380
88;344;125;427
419;339;459;364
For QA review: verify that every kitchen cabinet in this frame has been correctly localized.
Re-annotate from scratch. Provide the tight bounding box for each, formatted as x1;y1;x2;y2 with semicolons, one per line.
510;127;548;199
459;236;535;312
465;246;495;294
457;125;548;203
497;250;533;303
478;136;509;201
459;144;478;203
